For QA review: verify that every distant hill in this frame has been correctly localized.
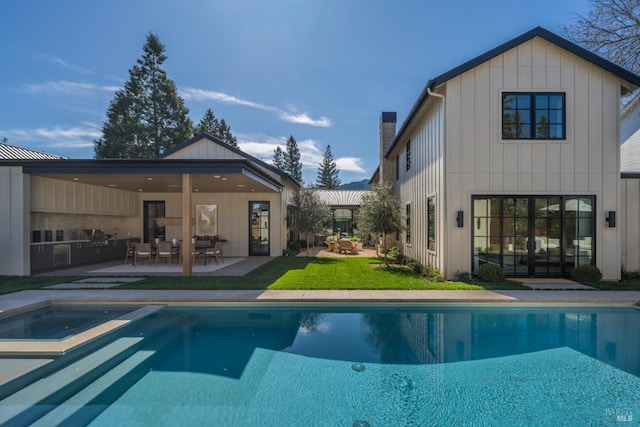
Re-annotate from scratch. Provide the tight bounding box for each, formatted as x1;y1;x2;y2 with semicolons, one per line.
338;179;369;190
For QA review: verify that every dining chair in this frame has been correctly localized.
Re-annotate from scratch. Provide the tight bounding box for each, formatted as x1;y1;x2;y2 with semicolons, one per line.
205;241;224;264
155;241;173;266
134;242;152;266
124;240;136;264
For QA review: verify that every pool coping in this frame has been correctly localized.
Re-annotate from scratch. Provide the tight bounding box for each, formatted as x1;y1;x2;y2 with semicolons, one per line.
0;305;164;356
1;289;639;315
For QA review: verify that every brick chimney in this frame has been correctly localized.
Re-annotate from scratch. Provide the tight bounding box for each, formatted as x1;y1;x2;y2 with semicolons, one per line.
379;112;396;184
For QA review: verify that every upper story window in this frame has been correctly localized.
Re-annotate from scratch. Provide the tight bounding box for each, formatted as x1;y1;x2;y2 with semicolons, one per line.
502;92;565;140
405;140;411;171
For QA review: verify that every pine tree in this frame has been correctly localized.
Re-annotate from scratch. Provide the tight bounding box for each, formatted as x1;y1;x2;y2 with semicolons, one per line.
94;33;193;159
273;146;284;170
218;118;238;148
283;135;302;183
195;108;220;135
194;109;238;148
316;145;341;189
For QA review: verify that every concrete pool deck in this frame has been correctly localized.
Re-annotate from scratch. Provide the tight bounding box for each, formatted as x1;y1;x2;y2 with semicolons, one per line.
1;289;639;317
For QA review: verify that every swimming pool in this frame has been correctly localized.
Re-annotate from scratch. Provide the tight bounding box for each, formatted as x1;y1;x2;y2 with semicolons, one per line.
1;305;639;426
0;305;141;340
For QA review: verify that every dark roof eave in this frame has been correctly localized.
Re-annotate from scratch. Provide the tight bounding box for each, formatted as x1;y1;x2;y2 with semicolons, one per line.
5;158;283;190
385;26;640;158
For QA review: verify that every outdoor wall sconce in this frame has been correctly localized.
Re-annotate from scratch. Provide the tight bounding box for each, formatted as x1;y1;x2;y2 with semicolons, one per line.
456;210;464;228
606;211;616;228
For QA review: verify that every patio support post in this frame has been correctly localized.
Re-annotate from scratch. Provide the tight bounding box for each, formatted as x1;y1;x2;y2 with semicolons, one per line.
182;173;192;276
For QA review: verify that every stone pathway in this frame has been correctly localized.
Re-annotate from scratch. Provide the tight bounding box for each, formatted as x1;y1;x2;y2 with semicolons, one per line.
43;277;143;290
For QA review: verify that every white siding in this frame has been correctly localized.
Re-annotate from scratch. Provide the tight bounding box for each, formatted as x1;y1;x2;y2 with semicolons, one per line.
392;94;446;273
0;167;29;275
137;190;287;257
621;178;640;271
392;37;627;280
442;37;622;280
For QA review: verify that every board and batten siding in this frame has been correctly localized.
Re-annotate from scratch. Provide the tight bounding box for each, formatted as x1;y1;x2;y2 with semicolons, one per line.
0;167;30;275
444;37;622;280
621;178;640;271
391;95;446;274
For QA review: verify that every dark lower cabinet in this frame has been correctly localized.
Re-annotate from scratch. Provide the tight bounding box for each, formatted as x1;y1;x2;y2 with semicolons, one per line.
32;239;139;272
30;245;54;272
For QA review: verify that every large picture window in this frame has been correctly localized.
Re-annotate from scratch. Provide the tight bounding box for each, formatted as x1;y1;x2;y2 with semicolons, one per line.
502;92;565;140
427;197;436;251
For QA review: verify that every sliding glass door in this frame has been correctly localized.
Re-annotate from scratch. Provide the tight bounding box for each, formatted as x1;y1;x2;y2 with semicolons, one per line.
472;196;594;277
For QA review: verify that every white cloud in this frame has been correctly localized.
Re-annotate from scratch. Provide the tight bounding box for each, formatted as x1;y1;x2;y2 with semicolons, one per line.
24;81;120;95
39;54;93;75
1;124;101;149
336;157;367;173
279;112;333;127
236;133;366;176
180;87;272;111
180;86;333;128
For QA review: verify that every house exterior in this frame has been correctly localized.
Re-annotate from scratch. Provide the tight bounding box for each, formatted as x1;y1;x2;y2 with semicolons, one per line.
0;133;299;276
376;27;640;281
620;93;640;272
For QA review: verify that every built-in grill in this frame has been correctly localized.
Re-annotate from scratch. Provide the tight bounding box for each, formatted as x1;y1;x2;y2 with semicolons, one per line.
83;229;111;247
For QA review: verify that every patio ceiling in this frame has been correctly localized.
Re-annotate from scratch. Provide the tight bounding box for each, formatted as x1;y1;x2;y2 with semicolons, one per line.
33;171;277;193
12;159;285;193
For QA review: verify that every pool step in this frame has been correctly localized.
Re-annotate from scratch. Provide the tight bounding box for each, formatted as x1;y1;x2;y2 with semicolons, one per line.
30;349;155;427
0;336;144;427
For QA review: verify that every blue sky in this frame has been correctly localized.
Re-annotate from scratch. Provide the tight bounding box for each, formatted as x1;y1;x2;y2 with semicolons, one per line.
1;0;589;184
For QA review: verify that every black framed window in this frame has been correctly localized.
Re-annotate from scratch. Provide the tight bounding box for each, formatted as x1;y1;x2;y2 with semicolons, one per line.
427;197;436;251
406;203;411;244
406;140;411;171
502;92;565;140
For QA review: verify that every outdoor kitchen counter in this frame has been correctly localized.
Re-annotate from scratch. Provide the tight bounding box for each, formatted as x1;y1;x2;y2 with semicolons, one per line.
30;240;90;245
30;238;141;272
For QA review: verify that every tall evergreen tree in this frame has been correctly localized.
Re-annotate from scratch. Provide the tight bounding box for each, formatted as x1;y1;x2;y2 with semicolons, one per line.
218;118;238;148
94;33;193;158
195;108;219;135
194;109;238;148
273;146;284;170
316;145;341;189
283;134;302;183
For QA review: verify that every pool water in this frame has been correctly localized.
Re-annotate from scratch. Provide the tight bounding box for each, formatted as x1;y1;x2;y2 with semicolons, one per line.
0;305;140;340
3;306;640;426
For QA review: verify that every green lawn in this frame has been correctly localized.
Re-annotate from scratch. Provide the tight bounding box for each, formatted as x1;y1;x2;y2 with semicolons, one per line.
2;257;640;293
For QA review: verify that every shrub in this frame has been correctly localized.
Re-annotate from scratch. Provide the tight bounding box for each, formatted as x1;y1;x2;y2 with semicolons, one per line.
454;270;472;281
407;258;423;274
622;266;640;280
298;239;307;248
288;241;301;253
424;266;445;282
395;253;409;265
282;248;298;256
571;264;602;283
350;236;361;242
478;263;505;282
387;246;401;258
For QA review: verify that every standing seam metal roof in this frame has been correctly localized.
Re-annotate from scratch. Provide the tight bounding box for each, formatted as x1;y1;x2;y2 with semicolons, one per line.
313;190;371;206
0;143;64;160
